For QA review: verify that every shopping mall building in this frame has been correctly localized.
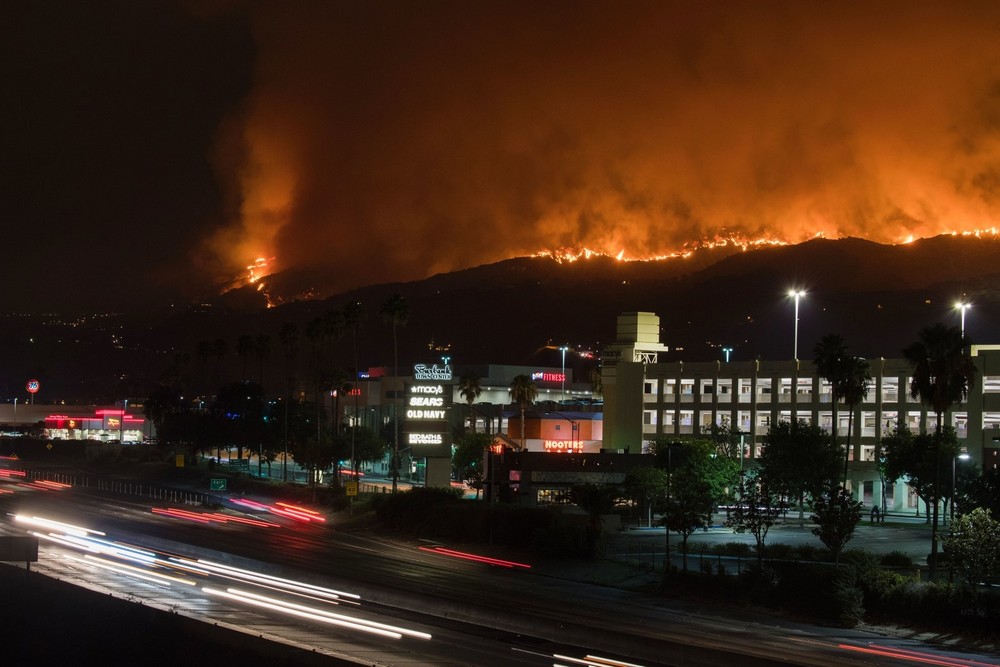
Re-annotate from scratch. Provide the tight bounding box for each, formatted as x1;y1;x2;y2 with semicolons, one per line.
601;312;1000;512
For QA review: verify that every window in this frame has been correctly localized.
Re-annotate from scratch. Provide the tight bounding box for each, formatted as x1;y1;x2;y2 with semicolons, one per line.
881;377;899;402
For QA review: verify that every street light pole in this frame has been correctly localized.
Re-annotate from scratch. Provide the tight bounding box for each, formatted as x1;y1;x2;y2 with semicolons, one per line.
723;347;732;363
559;346;569;403
955;302;970;337
120;398;128;443
788;290;806;361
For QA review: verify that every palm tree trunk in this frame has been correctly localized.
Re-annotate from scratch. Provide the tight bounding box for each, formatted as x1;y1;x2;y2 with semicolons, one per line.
520;404;526;449
930;413;942;578
392;324;399;494
843;404;853;487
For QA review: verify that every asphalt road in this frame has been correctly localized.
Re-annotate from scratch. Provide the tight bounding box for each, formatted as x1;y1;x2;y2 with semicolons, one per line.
0;466;996;667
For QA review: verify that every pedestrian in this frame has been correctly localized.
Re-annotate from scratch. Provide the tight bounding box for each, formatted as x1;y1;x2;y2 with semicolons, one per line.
870;505;880;523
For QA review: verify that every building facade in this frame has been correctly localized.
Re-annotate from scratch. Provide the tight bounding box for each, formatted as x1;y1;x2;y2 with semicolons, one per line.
602;312;1000;511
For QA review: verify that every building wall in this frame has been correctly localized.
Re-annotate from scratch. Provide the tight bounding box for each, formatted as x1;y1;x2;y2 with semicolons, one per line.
601;342;1000;508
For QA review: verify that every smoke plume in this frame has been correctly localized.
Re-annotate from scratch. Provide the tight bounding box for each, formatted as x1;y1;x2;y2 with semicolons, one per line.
205;1;1000;293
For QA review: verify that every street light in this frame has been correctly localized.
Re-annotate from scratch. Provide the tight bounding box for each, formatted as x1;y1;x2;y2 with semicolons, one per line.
723;347;732;363
788;290;806;361
559;346;569;402
954;302;970;337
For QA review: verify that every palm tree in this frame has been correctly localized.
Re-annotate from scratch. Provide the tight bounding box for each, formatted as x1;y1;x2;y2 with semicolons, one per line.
903;323;976;577
323;309;345;369
254;334;271;386
279;323;299;482
212;338;228;386
379;293;410;493
196;339;213;392
458;373;482;433
814;335;872;485
509;374;537;449
840;356;873;485
236;335;254;381
305;317;328;485
343;300;367;478
814;334;848;455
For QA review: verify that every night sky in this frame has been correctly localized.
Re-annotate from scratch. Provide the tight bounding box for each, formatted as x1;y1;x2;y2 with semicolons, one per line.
5;1;1000;313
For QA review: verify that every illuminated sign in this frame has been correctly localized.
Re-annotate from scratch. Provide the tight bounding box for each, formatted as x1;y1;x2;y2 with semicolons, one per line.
543;440;584;453
26;379;40;394
403;381;451;456
530;372;565;383
413;364;452;381
407;433;443;445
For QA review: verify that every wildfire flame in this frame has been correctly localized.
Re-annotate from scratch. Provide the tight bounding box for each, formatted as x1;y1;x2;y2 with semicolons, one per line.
534;228;1000;264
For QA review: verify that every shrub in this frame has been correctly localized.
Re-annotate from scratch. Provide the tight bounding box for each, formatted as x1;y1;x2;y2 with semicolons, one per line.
879;550;913;568
708;541;754;557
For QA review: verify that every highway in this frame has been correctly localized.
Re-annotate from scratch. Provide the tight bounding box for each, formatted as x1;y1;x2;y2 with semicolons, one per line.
0;469;996;667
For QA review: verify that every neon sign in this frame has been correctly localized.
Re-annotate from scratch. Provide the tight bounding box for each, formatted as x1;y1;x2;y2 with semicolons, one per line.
543;440;584;453
531;372;565;383
407;433;443;445
413;364;452;381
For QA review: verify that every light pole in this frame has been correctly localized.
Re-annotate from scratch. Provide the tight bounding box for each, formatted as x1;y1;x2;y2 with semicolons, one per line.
723;347;732;363
788;290;806;361
955;302;970;337
120;399;128;443
559;346;569;402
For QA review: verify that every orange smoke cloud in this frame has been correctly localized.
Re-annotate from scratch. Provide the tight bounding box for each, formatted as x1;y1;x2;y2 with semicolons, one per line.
204;1;1000;294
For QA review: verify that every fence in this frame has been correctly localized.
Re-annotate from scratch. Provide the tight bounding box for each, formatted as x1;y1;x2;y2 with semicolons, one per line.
603;531;755;575
17;468;211;506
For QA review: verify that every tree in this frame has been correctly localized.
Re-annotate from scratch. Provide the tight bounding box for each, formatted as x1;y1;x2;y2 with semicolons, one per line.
144;384;184;445
452;432;491;499
963;466;1000;517
236;335;254;382
883;425;960;522
379;293;410;493
196;339;213;392
569;483;620;557
509;374;537;449
342;300;367;483
942;508;1000;586
903;323;976;576
814;334;848;466
839;356;873;484
663;460;715;571
305;317;329;493
338;424;387;474
758;420;840;518
458;373;482;433
211;381;266;460
254;334;271;386
814;335;872;485
700;420;748;461
725;470;786;566
278;322;300;482
810;486;863;563
212;338;228;385
623;466;668;527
